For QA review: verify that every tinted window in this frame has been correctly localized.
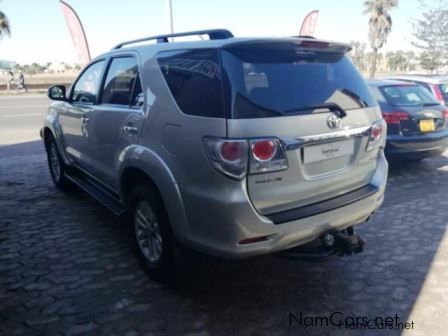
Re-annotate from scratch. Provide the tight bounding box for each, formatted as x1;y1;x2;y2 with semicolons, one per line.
102;57;139;106
416;81;432;94
221;44;377;119
438;83;448;101
158;49;224;118
72;61;105;104
379;85;439;106
131;74;143;108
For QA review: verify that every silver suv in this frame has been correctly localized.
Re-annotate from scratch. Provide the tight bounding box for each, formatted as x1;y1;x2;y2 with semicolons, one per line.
41;29;388;281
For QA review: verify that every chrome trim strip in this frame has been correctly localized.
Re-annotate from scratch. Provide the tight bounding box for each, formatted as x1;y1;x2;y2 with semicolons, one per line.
284;126;371;150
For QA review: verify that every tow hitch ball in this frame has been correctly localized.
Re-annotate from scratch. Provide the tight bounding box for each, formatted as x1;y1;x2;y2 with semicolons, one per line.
322;228;365;256
274;227;365;261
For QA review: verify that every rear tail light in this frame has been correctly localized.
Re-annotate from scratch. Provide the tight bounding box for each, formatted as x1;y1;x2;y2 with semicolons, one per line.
204;137;288;179
249;138;288;174
444;109;448;120
251;140;276;161
382;112;408;124
220;141;246;162
366;119;387;152
204;138;248;179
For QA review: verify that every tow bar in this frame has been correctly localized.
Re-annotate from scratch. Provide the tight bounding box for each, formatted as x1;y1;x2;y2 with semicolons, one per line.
274;227;365;262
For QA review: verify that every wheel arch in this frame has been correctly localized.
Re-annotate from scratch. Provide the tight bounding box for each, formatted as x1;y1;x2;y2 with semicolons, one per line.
120;167;162;207
41;111;72;166
118;146;189;240
42;127;54;147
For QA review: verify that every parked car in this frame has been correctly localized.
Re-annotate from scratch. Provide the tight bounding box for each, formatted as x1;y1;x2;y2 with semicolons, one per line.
368;79;448;161
41;29;388;282
384;75;448;106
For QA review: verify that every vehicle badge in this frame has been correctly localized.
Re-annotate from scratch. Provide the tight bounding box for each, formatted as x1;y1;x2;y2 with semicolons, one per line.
327;114;341;129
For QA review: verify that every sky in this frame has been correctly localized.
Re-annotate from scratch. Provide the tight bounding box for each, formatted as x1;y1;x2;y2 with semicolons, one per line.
0;0;425;65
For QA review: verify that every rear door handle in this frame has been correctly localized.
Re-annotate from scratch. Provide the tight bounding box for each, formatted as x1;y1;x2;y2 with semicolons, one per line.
123;125;138;134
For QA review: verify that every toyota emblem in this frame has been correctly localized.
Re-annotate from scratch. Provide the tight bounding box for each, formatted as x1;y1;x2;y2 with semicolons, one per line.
327;114;341;129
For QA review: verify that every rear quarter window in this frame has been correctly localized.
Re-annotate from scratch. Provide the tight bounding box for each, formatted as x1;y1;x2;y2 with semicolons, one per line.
157;49;225;118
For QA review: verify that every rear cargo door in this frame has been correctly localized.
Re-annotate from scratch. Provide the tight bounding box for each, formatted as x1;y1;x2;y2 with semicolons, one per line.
222;41;382;215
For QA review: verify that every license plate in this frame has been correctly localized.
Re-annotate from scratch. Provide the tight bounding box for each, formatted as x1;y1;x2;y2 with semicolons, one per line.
419;119;435;132
304;139;355;164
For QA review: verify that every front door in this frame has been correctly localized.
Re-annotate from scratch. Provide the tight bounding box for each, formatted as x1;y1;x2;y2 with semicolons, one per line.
59;60;106;170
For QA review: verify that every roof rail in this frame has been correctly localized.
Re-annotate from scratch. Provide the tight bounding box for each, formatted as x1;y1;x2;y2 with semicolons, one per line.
112;29;234;50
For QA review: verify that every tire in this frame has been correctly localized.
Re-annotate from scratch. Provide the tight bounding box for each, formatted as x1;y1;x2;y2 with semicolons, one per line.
45;134;71;191
128;184;177;283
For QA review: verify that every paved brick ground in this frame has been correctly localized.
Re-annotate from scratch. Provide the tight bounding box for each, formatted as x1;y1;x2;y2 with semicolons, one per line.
1;140;448;336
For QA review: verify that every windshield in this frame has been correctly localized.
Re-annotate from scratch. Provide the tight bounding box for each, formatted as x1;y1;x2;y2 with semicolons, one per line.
221;44;377;119
380;85;440;106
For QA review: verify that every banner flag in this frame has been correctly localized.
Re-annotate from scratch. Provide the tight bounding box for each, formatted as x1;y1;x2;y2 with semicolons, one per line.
60;0;91;66
299;10;319;37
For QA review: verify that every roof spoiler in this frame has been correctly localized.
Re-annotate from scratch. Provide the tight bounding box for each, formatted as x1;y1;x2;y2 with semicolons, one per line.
112;29;234;50
224;37;352;53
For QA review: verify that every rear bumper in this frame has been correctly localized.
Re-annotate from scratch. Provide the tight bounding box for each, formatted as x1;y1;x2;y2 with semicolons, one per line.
178;152;388;259
386;129;448;159
266;184;379;224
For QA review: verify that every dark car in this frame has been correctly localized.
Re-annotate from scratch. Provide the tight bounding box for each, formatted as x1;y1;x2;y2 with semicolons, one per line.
368;79;448;161
384;75;448;106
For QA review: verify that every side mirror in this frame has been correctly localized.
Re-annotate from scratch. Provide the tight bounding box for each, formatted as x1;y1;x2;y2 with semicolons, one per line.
48;85;67;101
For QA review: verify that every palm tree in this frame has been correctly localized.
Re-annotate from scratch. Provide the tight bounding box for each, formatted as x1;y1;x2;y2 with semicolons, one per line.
364;0;398;79
0;0;11;39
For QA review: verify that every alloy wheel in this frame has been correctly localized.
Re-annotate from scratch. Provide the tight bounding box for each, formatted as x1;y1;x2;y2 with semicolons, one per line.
134;200;163;263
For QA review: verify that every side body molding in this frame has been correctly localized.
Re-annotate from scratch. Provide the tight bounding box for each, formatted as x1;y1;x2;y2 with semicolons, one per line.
118;145;189;239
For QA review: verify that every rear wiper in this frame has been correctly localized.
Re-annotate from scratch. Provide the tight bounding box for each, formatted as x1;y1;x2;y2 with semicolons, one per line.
284;102;347;118
341;89;368;108
422;102;440;106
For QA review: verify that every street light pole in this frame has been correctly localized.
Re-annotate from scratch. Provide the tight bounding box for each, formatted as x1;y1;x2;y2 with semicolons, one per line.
166;0;174;34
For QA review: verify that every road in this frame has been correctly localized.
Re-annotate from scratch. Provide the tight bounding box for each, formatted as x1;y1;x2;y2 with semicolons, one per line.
0;95;50;145
1;96;448;335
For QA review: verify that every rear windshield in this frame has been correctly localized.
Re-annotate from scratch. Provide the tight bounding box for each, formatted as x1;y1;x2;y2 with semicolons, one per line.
221;43;377;119
157;44;377;119
380;85;440;106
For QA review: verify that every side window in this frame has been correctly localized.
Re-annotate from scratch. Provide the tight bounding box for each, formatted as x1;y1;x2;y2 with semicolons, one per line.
157;49;224;118
130;73;144;108
72;61;105;104
102;57;139;106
